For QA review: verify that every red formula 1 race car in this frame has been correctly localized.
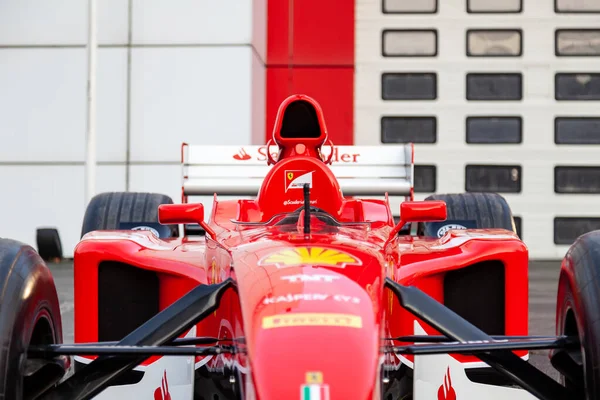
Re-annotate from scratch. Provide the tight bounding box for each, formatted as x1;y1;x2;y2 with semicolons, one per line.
0;95;595;400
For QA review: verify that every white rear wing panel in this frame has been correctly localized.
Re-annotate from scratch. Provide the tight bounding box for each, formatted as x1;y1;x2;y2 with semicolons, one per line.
181;144;414;199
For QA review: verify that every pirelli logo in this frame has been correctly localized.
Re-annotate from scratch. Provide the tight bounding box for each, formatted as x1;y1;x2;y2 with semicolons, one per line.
262;313;363;329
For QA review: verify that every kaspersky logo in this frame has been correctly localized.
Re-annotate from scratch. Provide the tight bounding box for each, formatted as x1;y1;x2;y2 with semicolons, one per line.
285;170;314;192
258;247;362;269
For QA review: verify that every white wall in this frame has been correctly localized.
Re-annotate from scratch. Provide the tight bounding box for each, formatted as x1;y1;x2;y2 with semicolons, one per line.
0;0;259;256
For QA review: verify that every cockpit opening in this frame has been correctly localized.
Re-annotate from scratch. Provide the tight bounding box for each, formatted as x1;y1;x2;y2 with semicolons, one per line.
280;100;322;139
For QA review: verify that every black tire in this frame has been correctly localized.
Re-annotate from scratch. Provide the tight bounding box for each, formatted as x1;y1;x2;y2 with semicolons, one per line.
422;193;517;238
553;230;600;399
36;228;63;262
81;192;179;238
0;239;66;400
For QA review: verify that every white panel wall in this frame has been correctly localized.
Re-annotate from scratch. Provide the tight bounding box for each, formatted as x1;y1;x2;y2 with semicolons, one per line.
0;1;259;257
0;0;129;45
131;0;252;44
129;47;254;162
0;48;128;163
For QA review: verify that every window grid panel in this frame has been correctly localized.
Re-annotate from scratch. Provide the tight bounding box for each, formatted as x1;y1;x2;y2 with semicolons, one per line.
382;30;438;57
357;0;600;258
556;29;600;56
466;73;523;101
555;73;600;100
554;217;600;245
467;29;523;57
381;116;437;143
381;73;437;100
382;0;438;14
555;166;600;193
465;165;522;193
555;117;600;144
466;116;523;144
468;0;523;13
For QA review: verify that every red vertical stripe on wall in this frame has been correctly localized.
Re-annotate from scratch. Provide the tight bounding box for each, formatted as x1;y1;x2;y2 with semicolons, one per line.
266;68;354;143
264;0;355;145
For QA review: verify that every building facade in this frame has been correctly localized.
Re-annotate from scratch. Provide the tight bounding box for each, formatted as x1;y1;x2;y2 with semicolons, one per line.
1;0;599;258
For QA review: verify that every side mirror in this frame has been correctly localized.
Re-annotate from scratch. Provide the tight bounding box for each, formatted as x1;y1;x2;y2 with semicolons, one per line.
158;203;216;239
400;200;447;223
384;200;447;249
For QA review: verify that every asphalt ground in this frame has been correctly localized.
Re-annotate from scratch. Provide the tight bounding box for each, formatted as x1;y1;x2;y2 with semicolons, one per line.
49;259;562;381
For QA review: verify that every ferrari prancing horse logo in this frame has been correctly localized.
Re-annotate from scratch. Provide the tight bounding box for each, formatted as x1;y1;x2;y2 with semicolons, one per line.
284;170;313;192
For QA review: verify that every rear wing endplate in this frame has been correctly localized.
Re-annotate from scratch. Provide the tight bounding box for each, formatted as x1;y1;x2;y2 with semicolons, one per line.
181;143;414;202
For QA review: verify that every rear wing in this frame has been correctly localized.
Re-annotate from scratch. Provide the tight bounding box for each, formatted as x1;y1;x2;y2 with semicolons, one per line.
181;143;414;202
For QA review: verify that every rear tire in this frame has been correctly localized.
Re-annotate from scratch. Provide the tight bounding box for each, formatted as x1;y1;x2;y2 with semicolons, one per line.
36;227;63;262
0;239;66;400
81;192;179;238
553;230;600;399
422;193;517;237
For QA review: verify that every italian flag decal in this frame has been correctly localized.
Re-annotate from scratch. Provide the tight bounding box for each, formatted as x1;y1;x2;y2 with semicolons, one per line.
301;383;330;400
301;372;329;400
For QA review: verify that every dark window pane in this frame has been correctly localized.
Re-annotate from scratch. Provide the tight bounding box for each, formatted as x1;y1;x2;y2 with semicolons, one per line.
382;73;437;100
555;166;600;193
466;117;522;143
381;117;437;143
555;73;600;100
414;165;436;192
556;29;600;56
465;165;522;193
467;73;522;100
554;217;600;245
555;117;600;144
513;216;522;238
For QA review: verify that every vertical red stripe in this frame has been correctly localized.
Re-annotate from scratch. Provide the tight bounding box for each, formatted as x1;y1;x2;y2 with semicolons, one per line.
266;68;354;144
264;0;355;145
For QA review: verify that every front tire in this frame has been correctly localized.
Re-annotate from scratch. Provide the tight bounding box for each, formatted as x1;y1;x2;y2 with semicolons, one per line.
553;230;600;399
0;239;66;399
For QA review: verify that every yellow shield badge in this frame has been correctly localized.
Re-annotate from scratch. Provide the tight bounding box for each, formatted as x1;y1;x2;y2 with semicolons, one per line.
258;246;362;269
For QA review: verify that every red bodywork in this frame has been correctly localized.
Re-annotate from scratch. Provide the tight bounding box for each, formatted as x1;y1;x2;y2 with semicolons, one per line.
73;95;528;400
